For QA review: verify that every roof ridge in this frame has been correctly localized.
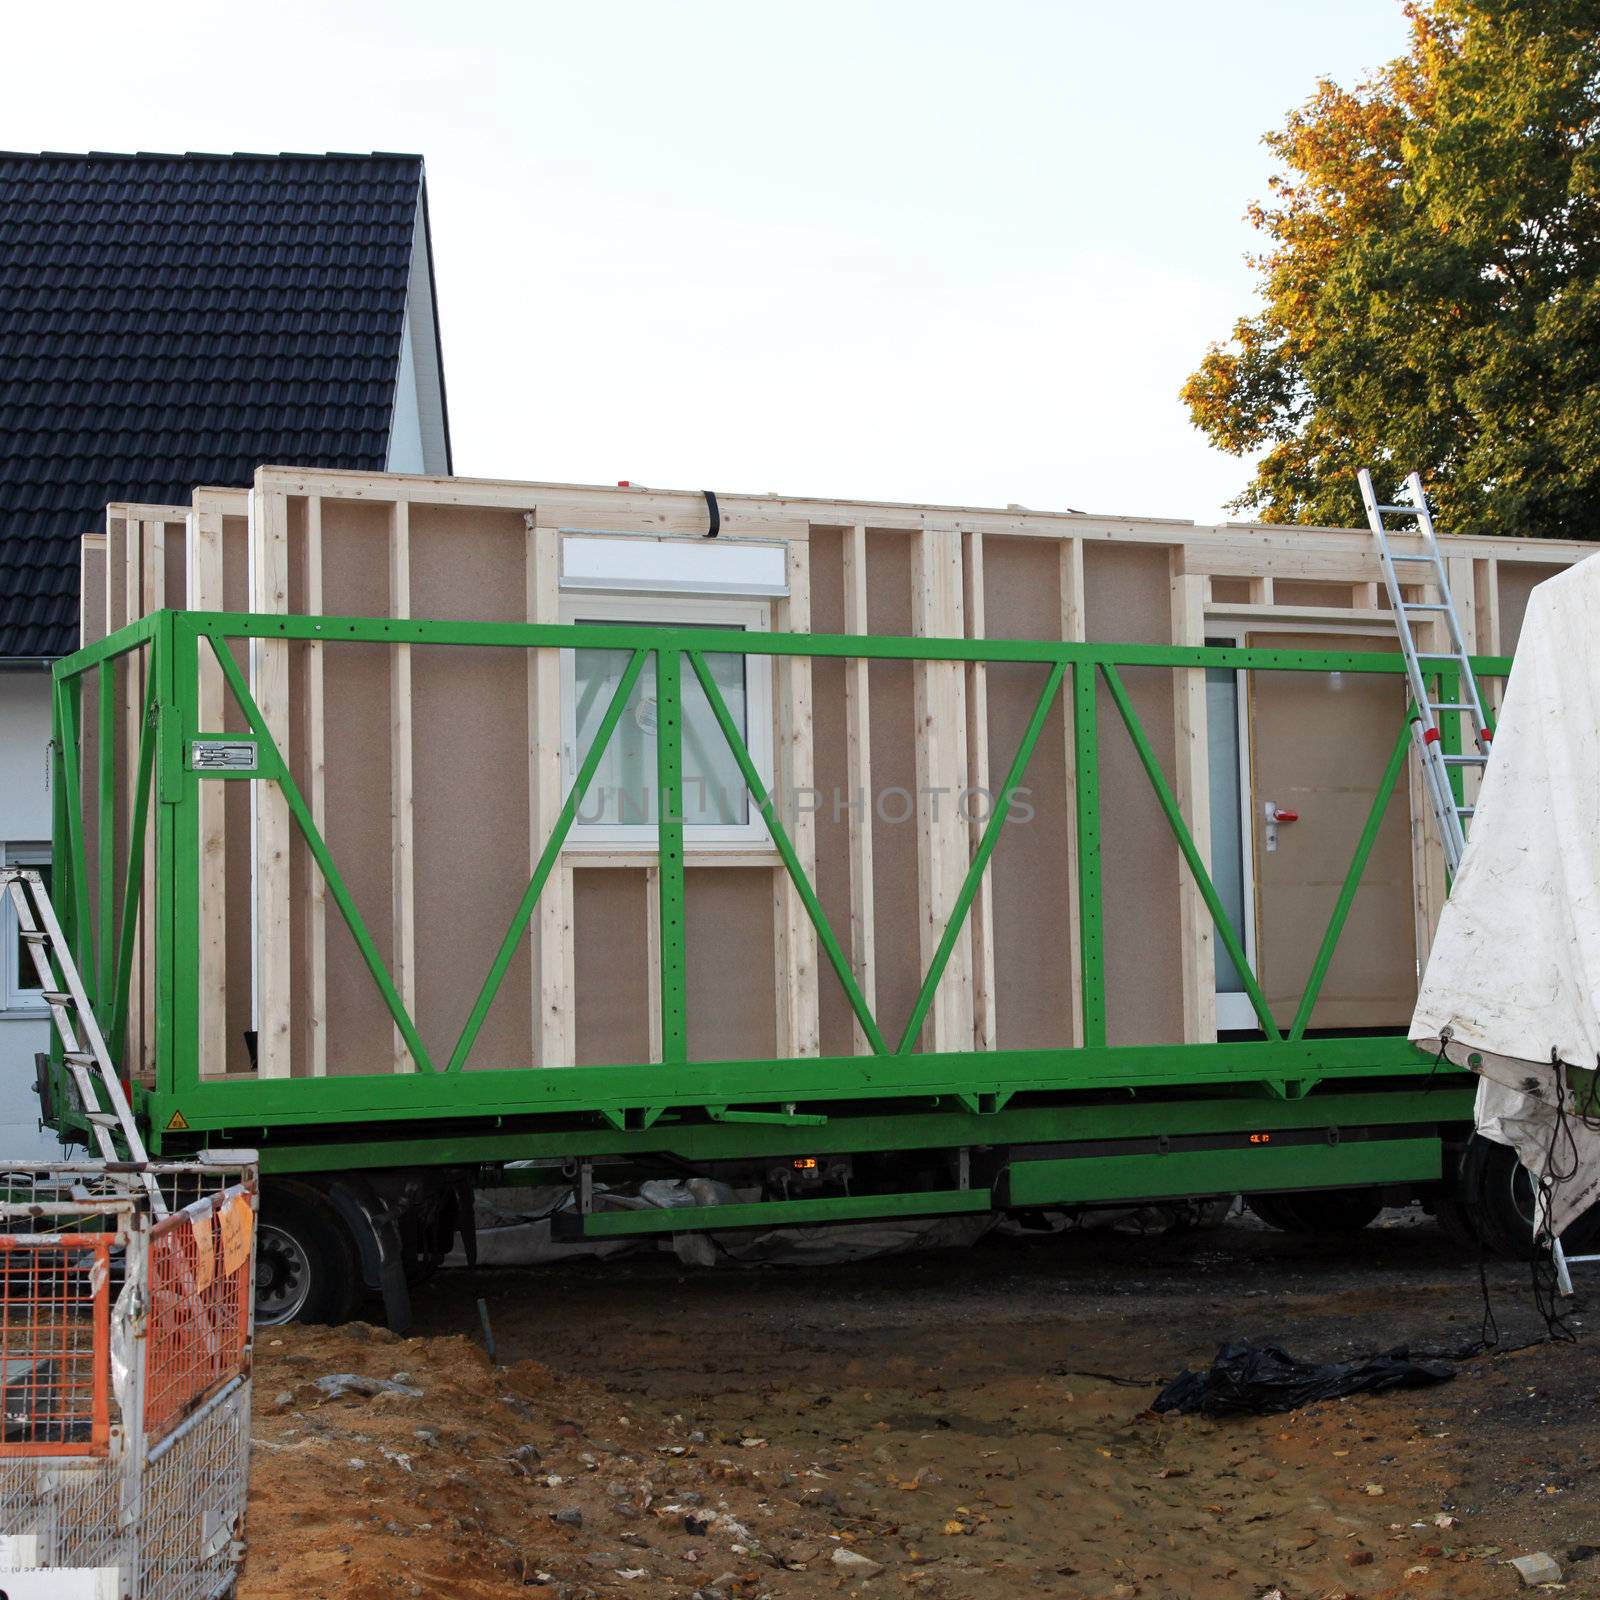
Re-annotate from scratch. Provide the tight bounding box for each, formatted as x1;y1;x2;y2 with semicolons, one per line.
3;150;424;164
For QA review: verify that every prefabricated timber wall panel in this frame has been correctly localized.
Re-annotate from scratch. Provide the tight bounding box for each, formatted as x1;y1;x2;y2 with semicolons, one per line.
979;534;1078;1051
861;529;923;1053
194;489;255;1080
305;496;400;1078
409;502;535;1071
1083;542;1187;1047
76;466;1600;1090
805;525;857;1059
78;533;107;1022
102;504;190;1085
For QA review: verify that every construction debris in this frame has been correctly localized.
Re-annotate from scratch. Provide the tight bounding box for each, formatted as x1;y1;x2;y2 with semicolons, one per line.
1510;1551;1564;1587
1153;1340;1455;1417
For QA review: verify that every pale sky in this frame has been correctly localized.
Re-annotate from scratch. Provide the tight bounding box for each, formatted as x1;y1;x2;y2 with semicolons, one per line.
5;0;1412;522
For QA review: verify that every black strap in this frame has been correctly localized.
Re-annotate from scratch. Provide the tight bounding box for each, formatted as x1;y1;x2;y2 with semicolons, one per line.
702;489;720;538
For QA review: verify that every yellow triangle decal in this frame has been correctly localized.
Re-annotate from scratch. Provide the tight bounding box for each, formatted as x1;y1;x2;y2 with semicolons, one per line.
164;1109;189;1132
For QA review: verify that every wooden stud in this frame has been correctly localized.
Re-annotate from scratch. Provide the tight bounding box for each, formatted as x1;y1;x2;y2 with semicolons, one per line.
389;499;417;1072
103;511;136;1069
1059;538;1086;1048
1170;558;1216;1042
841;523;878;1052
137;519;165;1077
526;511;574;1067
79;534;107;647
305;496;329;1076
962;528;997;1050
190;501;228;1075
251;465;1600;574
773;539;821;1057
1473;556;1503;719
250;486;293;1078
910;525;973;1052
1474;557;1502;657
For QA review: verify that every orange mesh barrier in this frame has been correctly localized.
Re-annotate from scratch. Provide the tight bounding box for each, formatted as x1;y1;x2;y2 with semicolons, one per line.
144;1189;253;1441
0;1235;112;1457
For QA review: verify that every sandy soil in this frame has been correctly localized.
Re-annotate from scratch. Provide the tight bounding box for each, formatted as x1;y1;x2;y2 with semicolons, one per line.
238;1211;1600;1599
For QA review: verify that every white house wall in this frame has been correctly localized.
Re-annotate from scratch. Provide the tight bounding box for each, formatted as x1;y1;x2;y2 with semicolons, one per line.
384;200;449;476
0;669;61;1159
386;312;427;474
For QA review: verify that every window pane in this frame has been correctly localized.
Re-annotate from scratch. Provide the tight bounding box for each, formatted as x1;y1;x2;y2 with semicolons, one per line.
573;626;752;828
11;863;49;994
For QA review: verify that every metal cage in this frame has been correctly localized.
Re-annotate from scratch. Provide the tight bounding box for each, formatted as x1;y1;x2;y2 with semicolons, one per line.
0;1156;256;1600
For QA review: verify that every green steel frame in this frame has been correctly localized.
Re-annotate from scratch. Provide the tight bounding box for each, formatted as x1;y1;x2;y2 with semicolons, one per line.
43;609;1498;1217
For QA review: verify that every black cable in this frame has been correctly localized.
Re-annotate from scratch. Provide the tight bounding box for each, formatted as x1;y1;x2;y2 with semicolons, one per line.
1475;1220;1500;1352
1424;1032;1451;1093
1530;1051;1579;1342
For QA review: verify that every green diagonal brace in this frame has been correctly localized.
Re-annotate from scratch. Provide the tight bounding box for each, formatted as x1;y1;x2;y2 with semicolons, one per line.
446;650;648;1073
1287;715;1412;1041
208;636;438;1074
897;660;1066;1054
1101;663;1282;1040
686;649;889;1056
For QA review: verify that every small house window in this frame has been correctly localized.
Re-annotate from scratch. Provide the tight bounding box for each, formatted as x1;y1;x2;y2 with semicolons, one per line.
560;594;774;849
1;843;51;1014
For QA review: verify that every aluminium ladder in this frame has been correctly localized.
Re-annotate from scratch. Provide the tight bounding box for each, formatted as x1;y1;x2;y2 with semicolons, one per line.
1357;467;1492;877
1359;470;1581;1295
1;867;166;1216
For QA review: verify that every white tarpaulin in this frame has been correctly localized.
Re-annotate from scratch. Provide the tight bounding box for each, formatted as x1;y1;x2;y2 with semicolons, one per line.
1410;552;1600;1238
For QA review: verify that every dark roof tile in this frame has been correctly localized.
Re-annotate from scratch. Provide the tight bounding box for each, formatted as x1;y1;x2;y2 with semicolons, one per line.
0;151;442;656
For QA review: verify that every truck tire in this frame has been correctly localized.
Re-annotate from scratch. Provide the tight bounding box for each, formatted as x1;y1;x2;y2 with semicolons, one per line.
1246;1189;1383;1234
1453;1134;1600;1259
1431;1194;1482;1250
256;1182;361;1326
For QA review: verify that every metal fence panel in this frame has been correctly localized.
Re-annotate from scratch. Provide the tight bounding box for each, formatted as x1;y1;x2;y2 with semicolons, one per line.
0;1160;255;1600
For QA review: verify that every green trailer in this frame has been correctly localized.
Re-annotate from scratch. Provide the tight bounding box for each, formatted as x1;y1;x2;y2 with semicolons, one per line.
38;605;1515;1325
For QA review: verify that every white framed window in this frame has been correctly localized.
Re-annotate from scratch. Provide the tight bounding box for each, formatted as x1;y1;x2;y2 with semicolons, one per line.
1;843;51;1014
560;593;775;850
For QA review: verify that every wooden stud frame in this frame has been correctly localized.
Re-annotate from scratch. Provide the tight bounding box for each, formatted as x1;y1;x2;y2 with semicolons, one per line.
841;524;877;1053
80;466;1599;1083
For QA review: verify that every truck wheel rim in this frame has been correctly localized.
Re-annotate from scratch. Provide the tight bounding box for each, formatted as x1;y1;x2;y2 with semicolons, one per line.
255;1222;313;1324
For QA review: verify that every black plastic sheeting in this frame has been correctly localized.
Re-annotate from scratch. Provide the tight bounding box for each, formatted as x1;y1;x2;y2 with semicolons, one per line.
1153;1340;1456;1418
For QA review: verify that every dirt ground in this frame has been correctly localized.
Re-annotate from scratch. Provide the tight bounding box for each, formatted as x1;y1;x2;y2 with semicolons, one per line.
238;1210;1600;1600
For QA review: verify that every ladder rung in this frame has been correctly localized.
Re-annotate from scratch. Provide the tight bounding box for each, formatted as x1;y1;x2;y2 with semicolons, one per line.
18;929;48;944
1415;652;1463;660
1441;753;1487;765
1458;807;1475;817
1401;602;1449;612
62;1051;98;1068
40;992;73;1008
1387;551;1436;563
85;1112;119;1128
1428;702;1476;713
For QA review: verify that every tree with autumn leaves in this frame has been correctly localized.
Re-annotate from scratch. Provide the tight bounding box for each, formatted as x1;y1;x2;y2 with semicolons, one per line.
1185;1;1600;536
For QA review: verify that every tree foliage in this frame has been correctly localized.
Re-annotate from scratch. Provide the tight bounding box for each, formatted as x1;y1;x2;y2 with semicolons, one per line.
1184;1;1600;534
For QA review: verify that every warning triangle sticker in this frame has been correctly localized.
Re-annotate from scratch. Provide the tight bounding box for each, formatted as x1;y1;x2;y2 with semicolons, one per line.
164;1109;189;1132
